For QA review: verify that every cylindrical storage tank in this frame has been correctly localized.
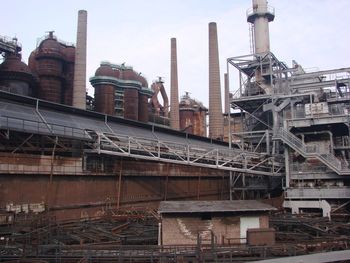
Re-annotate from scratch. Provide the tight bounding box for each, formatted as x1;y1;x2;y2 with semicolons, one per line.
35;37;64;103
124;88;139;120
194;110;207;137
0;54;37;96
95;84;115;115
122;68;140;121
28;51;38;73
138;93;149;122
180;109;194;134
93;65;116;115
62;46;75;106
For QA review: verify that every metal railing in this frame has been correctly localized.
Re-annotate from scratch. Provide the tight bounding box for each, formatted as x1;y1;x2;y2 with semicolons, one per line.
0;35;21;53
0;115;90;140
293;104;349;119
275;128;347;174
246;5;275;18
0;115;279;176
86;131;279;176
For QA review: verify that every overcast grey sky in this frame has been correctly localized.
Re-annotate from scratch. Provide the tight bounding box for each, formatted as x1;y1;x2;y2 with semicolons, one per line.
2;0;350;108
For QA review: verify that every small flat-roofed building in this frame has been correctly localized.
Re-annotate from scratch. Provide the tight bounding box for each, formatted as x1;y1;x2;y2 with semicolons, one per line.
158;200;276;246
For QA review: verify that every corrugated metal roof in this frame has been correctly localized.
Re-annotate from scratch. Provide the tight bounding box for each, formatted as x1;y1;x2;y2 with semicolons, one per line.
0;92;229;151
158;200;276;214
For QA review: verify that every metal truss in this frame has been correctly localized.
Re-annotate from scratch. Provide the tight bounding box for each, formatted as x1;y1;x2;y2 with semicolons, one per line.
227;51;289;98
85;131;281;176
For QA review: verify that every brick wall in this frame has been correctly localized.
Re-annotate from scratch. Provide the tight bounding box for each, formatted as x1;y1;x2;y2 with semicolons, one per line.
0;153;82;175
161;214;268;245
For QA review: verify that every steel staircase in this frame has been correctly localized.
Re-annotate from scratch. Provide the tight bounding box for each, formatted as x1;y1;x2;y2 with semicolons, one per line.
274;128;350;175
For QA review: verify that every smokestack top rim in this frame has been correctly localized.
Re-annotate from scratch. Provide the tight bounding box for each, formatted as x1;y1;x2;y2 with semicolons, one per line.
78;10;87;14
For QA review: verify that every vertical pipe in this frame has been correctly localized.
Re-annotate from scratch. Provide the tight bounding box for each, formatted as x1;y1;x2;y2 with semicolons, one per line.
224;73;230;114
170;38;180;130
47;137;58;211
117;160;123;209
73;10;87;109
284;147;290;188
197;174;201;200
164;163;169;201
208;22;224;140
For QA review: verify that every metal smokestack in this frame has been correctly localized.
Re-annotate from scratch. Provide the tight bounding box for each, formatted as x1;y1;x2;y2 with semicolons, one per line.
208;22;223;140
247;0;275;54
170;38;180;130
224;73;230;114
73;10;87;109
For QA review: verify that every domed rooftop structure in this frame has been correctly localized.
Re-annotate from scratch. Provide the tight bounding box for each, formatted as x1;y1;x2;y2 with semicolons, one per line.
0;54;37;96
37;32;62;58
95;62;121;78
180;92;206;110
136;74;148;87
0;54;35;76
38;38;62;53
122;68;139;82
61;46;75;62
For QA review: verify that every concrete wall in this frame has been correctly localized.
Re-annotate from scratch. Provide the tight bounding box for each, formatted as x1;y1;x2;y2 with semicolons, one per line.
162;214;269;245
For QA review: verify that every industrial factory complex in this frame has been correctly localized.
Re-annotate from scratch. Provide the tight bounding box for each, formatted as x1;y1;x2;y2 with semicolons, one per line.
1;0;350;262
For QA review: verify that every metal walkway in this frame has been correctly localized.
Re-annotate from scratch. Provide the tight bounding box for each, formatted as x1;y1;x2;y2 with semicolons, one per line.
0;35;21;54
0;91;280;176
274;128;350;175
86;131;281;176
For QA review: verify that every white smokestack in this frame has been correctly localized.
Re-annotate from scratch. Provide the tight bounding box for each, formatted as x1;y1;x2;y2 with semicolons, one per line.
248;0;275;54
208;22;224;140
73;10;87;109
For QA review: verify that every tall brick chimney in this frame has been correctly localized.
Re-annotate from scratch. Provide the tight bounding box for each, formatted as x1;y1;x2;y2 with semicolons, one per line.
208;22;223;139
73;10;87;109
170;38;180;130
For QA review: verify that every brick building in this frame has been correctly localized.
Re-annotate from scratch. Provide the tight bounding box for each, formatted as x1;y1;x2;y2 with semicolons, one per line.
158;200;276;245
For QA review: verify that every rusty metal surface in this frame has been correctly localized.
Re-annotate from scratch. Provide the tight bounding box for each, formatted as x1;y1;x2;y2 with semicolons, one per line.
138;93;149;122
179;109;194;133
0;54;37;97
0;153;229;221
121;68;139;81
94;84;115;115
247;228;276;246
29;33;77;105
1;212;350;262
179;93;207;136
150;80;169;118
123;88;139;120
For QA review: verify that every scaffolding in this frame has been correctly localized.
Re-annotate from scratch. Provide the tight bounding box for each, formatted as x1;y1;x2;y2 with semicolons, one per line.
227;49;350;216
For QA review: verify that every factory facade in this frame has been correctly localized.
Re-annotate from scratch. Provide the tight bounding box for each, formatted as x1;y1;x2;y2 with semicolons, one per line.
0;0;350;261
